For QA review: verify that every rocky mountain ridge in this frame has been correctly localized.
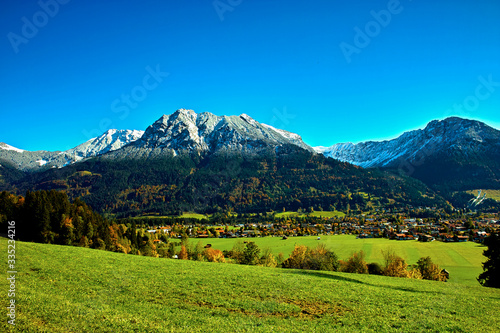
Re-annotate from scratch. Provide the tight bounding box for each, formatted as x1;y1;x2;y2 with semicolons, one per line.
0;129;144;171
314;117;500;169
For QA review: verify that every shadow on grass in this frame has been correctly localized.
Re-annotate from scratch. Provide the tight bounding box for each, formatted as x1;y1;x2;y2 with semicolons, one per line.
282;269;366;285
281;269;448;295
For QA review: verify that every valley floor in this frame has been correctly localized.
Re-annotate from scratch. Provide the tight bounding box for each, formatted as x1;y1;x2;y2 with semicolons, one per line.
1;238;499;332
194;235;486;286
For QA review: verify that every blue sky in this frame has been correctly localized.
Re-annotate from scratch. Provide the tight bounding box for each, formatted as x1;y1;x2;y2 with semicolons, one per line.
1;0;499;151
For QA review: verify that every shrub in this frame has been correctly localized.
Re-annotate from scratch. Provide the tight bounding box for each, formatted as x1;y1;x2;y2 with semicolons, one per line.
340;251;368;274
259;248;277;268
367;262;383;275
282;244;339;271
306;244;340;271
242;242;261;265
203;248;225;263
382;250;409;278
416;257;447;281
189;241;205;261
407;268;423;279
227;240;245;264
282;245;308;269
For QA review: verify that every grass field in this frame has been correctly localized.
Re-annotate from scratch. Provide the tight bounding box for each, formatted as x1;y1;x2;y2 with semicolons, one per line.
466;189;500;202
131;210;345;220
194;235;486;286
131;212;210;220
274;211;346;218
1;238;498;332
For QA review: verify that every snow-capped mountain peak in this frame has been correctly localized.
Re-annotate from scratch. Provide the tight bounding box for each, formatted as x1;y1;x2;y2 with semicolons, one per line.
111;109;314;158
0;129;144;171
315;117;500;168
66;129;144;160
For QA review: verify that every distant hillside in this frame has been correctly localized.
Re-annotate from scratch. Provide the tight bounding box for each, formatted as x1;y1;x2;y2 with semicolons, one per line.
5;145;448;216
2;238;499;332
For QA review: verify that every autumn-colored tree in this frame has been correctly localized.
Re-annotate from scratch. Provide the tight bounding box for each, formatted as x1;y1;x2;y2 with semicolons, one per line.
340;251;368;274
59;215;74;246
305;244;339;271
78;235;89;248
141;239;158;257
417;257;447;281
259;248;277;268
178;245;188;260
382;250;409;278
407;268;423;279
282;245;308;269
282;244;339;271
203;248;225;263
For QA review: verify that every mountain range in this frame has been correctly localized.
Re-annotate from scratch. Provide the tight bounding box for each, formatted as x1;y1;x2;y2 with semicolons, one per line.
315;117;500;169
1;109;499;215
0;129;144;171
315;117;500;191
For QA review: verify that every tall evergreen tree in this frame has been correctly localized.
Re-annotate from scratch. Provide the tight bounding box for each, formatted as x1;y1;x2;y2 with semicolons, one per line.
478;233;500;288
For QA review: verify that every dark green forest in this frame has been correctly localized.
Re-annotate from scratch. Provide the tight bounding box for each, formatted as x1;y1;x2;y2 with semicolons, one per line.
1;147;450;217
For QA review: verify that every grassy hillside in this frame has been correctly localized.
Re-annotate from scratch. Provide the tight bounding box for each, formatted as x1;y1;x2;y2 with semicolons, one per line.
131;212;210;220
196;235;485;286
1;238;499;332
466;189;500;202
274;210;346;218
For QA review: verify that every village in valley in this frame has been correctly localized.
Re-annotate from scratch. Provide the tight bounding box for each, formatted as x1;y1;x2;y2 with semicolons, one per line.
139;208;500;244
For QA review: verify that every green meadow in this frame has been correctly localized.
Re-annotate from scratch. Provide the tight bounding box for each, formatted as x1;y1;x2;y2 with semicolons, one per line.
131;212;210;220
466;189;500;202
196;235;486;286
131;210;345;220
274;211;346;218
1;237;498;332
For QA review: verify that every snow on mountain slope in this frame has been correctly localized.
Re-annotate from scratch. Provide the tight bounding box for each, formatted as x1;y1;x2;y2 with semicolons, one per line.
64;129;144;160
6;112;498;175
0;129;144;171
0;108;314;170
108;109;314;158
315;117;500;168
0;143;25;153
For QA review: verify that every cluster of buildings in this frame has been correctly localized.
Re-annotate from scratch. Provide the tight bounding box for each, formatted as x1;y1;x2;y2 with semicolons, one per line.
142;213;500;243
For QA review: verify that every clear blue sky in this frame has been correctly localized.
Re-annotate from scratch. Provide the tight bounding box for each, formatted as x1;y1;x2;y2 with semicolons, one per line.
1;0;499;151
